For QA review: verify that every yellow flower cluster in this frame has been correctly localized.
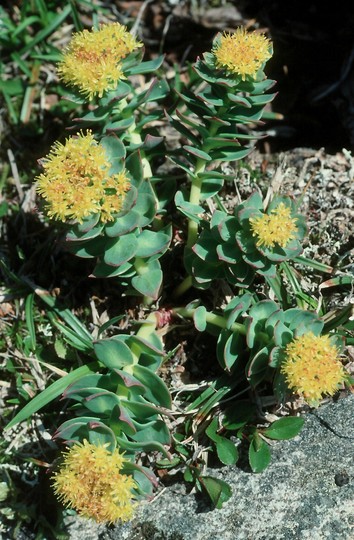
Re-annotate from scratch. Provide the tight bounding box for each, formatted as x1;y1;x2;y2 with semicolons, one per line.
249;203;298;249
57;23;142;99
52;440;137;523
36;131;130;223
213;27;272;80
281;332;346;402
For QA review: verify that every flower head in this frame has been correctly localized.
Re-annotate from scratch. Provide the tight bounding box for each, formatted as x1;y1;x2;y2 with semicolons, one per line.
249;202;298;249
57;23;142;99
281;332;346;402
52;440;137;523
36;131;130;223
213;28;272;80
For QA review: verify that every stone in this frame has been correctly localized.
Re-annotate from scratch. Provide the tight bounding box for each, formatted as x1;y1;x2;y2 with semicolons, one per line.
66;394;354;540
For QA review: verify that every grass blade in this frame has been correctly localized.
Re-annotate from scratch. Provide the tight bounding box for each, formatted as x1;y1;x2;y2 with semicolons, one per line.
24;293;36;351
20;4;72;55
5;363;99;429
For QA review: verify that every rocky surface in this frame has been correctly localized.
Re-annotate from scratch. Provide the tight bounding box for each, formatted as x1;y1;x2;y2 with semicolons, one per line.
65;394;354;540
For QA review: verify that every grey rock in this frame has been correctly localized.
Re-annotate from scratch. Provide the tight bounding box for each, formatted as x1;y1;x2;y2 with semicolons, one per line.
67;396;354;540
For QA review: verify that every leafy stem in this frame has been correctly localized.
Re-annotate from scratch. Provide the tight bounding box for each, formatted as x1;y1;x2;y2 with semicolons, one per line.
186;119;221;248
173;306;269;345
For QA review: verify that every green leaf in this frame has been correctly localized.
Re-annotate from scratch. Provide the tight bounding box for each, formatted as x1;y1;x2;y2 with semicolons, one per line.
88;423;117;452
121;399;166;420
131;259;162;299
66;237;104;258
200;476;232;509
5;364;98;429
224;293;253;327
193;306;207;332
104;117;135;134
248;92;277;106
246;300;279;348
100;134;126;161
221;331;244;371
62;373;117;396
246;347;269;386
130;418;170;445
128;335;164;357
92;260;134;278
166;113;201;147
210;146;253;162
124;56;164;75
79;391;122;415
284;309;324;337
200;176;224;200
134;191;157;227
135;227;172;259
155;457;181;469
205;418;238;465
104;234;138;266
273;320;293;347
53;416;100;441
168;156;195;176
175;109;209;138
126;151;144;184
175;190;205;222
205;417;219;442
193;230;219;262
183;145;212;161
116;435;169;457
105;212;140;237
264;416;305;440
94;337;135;369
137;78;170;105
248;435;271;473
133;364;171;408
66;217;103;241
215;437;239;465
206;136;244;149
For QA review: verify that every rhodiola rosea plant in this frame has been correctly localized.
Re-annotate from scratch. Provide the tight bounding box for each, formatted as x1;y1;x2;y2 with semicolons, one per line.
5;21;353;523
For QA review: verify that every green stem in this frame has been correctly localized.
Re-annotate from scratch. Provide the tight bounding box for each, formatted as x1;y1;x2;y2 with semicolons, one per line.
112;99;153;179
126;312;159;373
187;159;206;248
186;119;220;249
173;306;270;345
173;306;247;336
172;275;193;299
129;129;153;179
133;257;155;306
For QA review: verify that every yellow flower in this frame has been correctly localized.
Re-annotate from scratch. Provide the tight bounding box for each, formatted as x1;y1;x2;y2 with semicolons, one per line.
249;202;298;249
36;131;130;223
52;440;137;523
213;27;272;80
281;332;346;402
57;23;142;99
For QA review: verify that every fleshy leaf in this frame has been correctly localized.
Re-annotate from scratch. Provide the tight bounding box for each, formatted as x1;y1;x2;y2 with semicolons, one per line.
104;234;138;266
93;337;135;369
131;259;162;299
